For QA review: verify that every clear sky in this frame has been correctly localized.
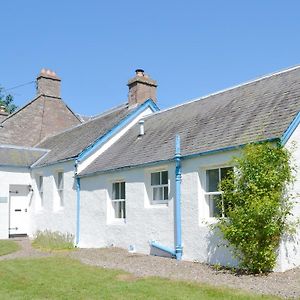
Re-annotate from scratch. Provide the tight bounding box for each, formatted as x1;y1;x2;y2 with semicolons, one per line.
1;1;300;116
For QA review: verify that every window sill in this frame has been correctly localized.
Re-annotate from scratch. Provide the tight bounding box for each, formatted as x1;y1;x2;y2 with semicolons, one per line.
108;219;126;225
150;200;169;207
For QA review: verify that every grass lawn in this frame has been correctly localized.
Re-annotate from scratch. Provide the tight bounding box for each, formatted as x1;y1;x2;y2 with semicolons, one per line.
0;240;20;256
0;256;278;300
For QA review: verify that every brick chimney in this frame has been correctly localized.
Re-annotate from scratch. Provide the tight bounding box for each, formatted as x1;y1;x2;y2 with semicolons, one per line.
36;68;61;98
127;69;157;107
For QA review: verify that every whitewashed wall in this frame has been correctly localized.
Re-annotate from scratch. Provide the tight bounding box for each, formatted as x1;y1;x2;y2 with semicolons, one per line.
278;124;300;271
0;167;31;239
30;161;77;239
79;150;240;266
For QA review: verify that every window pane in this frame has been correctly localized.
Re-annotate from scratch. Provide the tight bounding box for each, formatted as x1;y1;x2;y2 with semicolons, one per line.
151;172;160;185
163;186;168;200
206;169;219;192
206;194;222;217
121;201;126;219
221;167;233;180
58;172;63;189
161;171;168;184
120;182;125;199
113;200;125;219
153;187;163;201
112;183;119;200
38;176;43;191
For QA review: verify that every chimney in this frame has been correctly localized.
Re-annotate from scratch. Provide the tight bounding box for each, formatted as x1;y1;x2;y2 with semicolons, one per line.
127;69;157;107
36;68;61;98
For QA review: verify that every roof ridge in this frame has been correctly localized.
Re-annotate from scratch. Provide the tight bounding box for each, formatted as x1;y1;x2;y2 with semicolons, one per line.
146;64;300;118
36;102;129;146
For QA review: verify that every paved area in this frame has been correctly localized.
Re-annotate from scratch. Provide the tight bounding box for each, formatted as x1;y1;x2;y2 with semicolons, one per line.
1;238;300;299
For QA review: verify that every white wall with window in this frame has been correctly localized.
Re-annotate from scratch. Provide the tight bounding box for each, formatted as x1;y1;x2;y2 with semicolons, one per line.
30;162;76;238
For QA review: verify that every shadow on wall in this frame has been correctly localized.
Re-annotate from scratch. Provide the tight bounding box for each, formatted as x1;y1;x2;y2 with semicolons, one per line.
206;227;238;268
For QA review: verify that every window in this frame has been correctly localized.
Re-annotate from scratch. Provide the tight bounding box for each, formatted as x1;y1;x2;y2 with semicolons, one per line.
37;175;43;207
151;171;168;202
112;182;126;219
205;167;233;218
56;172;64;207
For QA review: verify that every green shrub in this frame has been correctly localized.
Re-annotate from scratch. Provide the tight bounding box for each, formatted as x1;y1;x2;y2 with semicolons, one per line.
0;240;20;256
216;142;297;273
32;230;74;251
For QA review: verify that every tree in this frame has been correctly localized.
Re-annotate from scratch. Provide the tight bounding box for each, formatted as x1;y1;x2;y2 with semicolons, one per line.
0;86;17;113
216;142;296;273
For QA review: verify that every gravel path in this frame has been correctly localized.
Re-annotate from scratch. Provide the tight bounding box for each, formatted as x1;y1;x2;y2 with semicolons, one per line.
1;239;299;299
67;247;300;299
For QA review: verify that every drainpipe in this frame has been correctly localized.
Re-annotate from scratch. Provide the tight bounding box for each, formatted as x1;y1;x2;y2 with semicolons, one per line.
175;134;183;260
75;160;81;246
150;134;183;260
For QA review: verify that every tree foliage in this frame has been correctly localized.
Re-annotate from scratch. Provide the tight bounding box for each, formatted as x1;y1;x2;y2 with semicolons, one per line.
0;86;17;113
216;142;296;273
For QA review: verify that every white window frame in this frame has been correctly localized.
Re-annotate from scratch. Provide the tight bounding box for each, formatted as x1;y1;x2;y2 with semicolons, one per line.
111;181;126;219
150;170;169;204
204;167;233;218
56;171;64;208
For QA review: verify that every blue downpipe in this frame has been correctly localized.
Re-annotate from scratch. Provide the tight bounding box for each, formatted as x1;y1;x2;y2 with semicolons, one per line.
175;135;183;260
75;176;81;246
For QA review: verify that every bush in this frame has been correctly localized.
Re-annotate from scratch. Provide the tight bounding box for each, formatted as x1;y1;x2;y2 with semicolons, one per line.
32;230;74;251
216;142;297;273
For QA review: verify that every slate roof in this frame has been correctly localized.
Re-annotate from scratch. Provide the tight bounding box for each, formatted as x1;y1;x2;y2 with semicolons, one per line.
34;103;134;167
0;145;48;167
0;95;81;147
80;66;300;176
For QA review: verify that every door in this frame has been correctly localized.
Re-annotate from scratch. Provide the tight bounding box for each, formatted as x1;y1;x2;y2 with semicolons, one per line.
9;185;30;236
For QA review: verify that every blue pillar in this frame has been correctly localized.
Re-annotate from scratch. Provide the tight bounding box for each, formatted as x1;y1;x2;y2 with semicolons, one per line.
175;135;183;260
75;176;81;246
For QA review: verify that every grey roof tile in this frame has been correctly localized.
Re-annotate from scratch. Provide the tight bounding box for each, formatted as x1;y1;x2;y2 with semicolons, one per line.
80;66;300;176
35;103;133;166
0;146;48;167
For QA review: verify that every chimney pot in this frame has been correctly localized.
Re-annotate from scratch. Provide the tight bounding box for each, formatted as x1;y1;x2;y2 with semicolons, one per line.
135;69;145;76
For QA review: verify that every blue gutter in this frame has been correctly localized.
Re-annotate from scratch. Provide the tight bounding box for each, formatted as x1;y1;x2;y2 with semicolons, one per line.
77;99;159;162
281;111;300;145
75;160;81;246
151;135;183;260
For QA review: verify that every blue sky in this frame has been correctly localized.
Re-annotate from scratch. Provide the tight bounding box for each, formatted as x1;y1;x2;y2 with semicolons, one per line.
1;1;300;116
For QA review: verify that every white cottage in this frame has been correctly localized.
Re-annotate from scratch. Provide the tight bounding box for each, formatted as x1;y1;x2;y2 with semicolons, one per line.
1;66;300;272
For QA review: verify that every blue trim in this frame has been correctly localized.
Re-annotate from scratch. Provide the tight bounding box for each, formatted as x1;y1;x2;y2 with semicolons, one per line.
77;99;159;162
75;176;81;246
281;111;300;145
150;241;176;257
175;135;183;260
